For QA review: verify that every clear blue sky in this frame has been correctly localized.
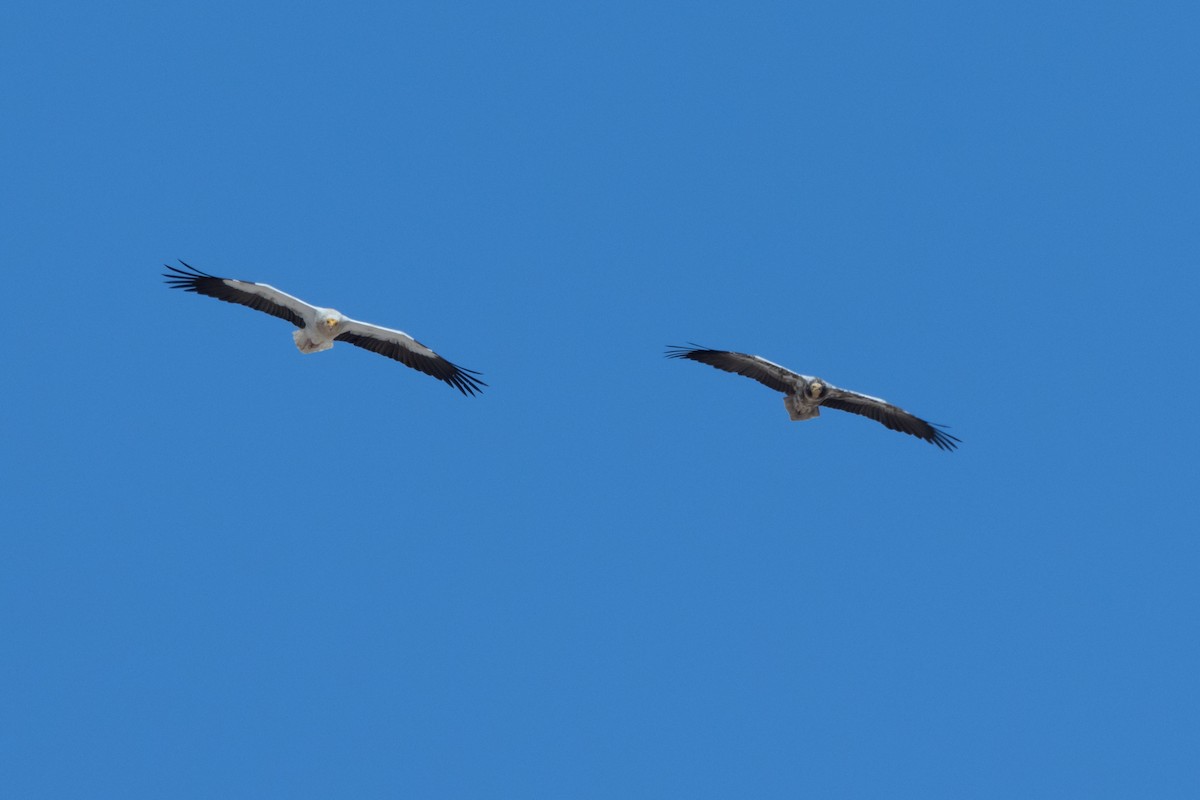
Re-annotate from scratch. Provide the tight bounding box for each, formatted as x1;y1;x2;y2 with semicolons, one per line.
3;1;1197;797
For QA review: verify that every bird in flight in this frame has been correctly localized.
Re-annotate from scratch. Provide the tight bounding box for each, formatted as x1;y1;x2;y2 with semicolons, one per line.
666;344;959;450
163;261;485;395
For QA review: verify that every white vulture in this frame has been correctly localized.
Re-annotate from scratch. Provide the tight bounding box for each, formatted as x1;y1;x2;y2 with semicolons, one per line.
164;261;485;395
666;345;959;450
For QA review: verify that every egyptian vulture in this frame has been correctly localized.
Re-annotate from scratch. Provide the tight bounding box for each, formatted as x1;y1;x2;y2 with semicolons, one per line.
163;261;485;395
666;345;959;450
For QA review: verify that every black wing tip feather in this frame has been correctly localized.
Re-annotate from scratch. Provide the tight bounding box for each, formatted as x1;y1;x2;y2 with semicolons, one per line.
665;343;715;359
423;356;487;396
162;260;221;290
926;424;962;452
445;363;488;396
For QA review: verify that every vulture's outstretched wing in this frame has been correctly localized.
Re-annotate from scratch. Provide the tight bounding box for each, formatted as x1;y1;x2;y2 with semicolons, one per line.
665;345;806;394
163;261;316;329
336;320;486;396
820;387;960;450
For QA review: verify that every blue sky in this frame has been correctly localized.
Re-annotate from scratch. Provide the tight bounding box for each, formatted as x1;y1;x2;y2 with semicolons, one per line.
2;1;1197;796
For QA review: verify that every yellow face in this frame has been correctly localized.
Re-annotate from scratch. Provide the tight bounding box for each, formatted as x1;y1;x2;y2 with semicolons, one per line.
324;317;338;329
809;381;824;398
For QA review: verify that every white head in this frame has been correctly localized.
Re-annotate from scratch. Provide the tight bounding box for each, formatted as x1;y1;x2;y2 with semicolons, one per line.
318;310;345;333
